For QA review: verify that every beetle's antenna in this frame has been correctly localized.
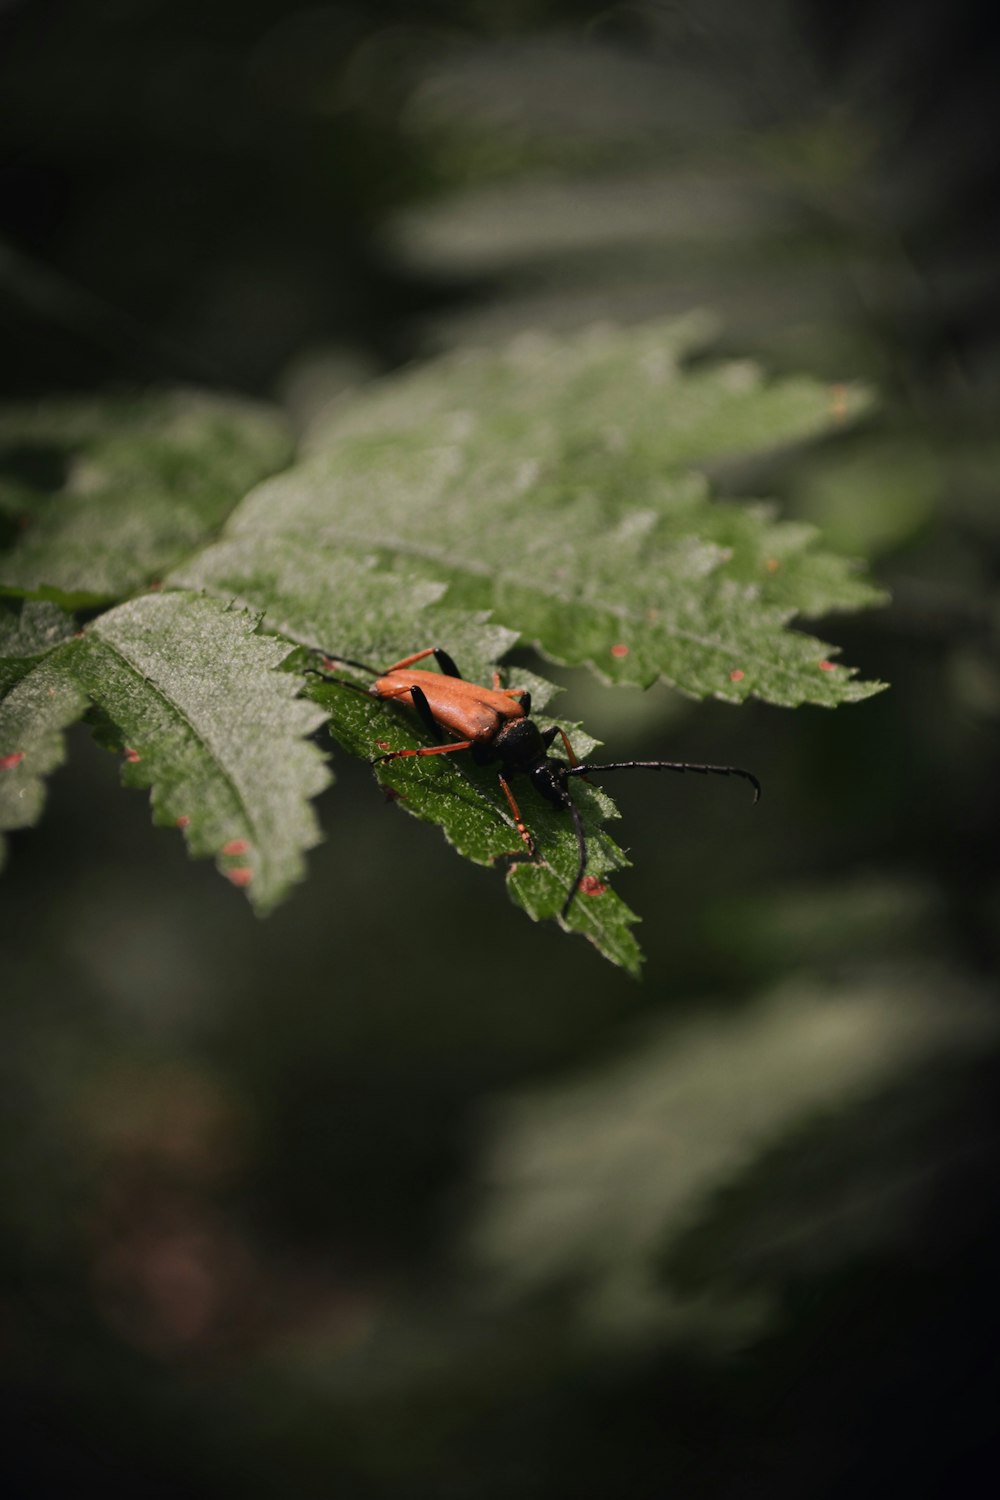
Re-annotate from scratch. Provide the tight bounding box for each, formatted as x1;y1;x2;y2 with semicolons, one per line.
560;794;589;921
303;651;383;695
303;653;377;696
312;652;381;676
564;760;761;802
303;668;371;695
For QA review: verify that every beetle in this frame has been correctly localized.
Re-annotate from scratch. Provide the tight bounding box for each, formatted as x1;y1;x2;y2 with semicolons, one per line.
309;646;760;919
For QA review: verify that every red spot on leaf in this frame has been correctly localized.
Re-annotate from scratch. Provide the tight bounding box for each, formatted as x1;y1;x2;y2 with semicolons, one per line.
147;579;163;591
579;875;607;897
819;659;837;672
729;669;745;683
830;384;849;420
224;867;253;888
382;786;408;804
765;557;780;573
175;815;190;828
124;747;141;763
376;740;391;752
1;751;25;771
610;643;629;659
222;839;250;856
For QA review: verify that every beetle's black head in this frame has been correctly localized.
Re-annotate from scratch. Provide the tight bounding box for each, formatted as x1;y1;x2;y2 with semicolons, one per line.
490;718;572;807
491;717;583;914
491;716;549;771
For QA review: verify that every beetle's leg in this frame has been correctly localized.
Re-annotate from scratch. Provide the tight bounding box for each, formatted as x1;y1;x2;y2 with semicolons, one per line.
489;669;530;698
380;647;439;673
542;724;581;767
557;727;581;766
432;649;461;678
374;681;448;741
372;740;476;766
406;684;444;743
497;772;536;858
381;647;462;678
487;668;531;706
493;685;532;711
489;678;532;712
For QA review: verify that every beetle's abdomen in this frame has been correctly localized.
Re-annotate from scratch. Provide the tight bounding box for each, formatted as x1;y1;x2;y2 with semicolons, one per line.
375;668;525;744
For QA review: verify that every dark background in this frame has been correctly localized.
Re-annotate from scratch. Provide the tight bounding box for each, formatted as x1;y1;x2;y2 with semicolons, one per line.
2;2;999;1495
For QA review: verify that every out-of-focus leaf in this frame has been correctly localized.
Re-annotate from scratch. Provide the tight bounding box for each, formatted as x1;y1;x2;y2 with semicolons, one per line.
468;973;999;1344
793;437;940;556
0;598;77;694
0;648;87;870
233;317;884;706
170;538;448;663
0;390;292;607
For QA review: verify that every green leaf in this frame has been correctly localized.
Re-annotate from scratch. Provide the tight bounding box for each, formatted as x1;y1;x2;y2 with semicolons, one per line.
0;390;292;607
170;539;643;968
66;591;330;913
0;598;78;694
0;648;88;870
307;656;643;974
466;972;997;1341
230;318;884;707
1;322;886;970
169;537;452;663
156;318;884;967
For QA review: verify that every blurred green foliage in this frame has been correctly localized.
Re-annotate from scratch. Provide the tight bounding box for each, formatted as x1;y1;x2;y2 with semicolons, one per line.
2;0;998;1496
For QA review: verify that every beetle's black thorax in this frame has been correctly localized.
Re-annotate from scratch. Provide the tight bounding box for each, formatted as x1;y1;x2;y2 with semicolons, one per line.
476;716;545;768
473;717;571;809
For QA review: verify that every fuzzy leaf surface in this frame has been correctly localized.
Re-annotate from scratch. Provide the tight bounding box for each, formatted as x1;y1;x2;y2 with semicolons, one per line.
68;591;330;912
0;390;292;607
0;647;88;869
229;317;885;707
0;599;78;694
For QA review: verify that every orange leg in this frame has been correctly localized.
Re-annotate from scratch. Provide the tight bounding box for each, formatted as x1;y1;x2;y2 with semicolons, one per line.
382;647;444;674
490;670;531;697
373;739;475;766
497;772;536;857
555;727;581;767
